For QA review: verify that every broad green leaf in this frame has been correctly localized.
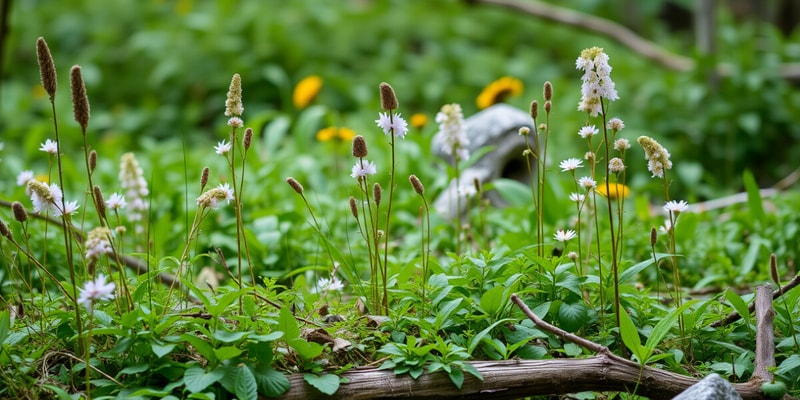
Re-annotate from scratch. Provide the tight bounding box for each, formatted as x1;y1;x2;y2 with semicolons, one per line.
233;365;258;400
117;364;149;376
618;309;647;365
563;342;582;357
447;366;464;389
152;343;176;358
777;354;800;375
213;329;249;343
180;334;216;363
278;307;300;340
303;373;340;395
214;346;243;362
42;384;73;400
479;285;505;316
619;258;656;285
556;301;588;333
208;289;247;317
461;362;483;381
251;366;290;397
742;169;765;226
183;367;225;393
289;338;324;360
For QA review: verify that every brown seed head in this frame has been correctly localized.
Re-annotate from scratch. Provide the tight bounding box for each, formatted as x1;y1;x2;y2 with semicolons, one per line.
379;82;398;110
352;135;368;158
89;150;98;174
286;177;304;194
70;65;90;131
0;219;11;240
373;183;382;206
36;37;57;101
530;100;538;120
770;253;780;287
650;227;657;247
473;177;482;194
243;127;253;151
409;175;425;195
543;81;552;101
12;201;28;223
200;167;210;190
544;100;552;113
349;196;359;220
93;186;107;221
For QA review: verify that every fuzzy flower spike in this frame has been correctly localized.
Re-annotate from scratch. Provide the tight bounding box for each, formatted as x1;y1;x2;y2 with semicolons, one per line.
637;136;673;178
434;103;469;161
576;47;619;116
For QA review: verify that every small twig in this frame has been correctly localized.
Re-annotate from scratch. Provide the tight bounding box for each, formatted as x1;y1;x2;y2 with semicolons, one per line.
711;273;800;328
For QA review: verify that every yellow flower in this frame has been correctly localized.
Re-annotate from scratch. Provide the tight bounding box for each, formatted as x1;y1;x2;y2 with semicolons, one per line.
410;113;428;129
35;174;50;184
293;75;323;109
476;77;523;110
317;126;356;142
596;182;630;199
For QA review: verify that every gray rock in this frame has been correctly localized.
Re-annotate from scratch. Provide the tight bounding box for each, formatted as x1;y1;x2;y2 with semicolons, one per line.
432;104;534;219
672;374;742;400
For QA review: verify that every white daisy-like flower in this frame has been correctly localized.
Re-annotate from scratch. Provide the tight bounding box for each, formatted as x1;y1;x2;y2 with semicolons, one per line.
559;158;583;172
55;200;80;217
39;139;58;154
660;219;674;233
664;200;689;214
375;112;409;139
28;181;63;214
569;192;585;203
578;176;597;190
315;276;345;293
553;229;577;242
578;125;599;139
106;193;127;210
77;273;116;312
350;160;377;179
614;138;630;151
214;139;232;155
17;170;34;187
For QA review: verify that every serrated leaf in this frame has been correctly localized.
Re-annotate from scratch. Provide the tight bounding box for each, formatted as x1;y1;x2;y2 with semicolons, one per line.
233;365;258;400
303;373;340;395
251;366;290;397
183;367;225;393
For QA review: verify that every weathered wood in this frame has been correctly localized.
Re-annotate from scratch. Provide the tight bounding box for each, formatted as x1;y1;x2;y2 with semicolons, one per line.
753;284;776;383
274;357;767;400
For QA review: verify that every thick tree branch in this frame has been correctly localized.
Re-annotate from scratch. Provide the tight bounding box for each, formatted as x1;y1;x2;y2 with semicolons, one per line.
752;285;775;383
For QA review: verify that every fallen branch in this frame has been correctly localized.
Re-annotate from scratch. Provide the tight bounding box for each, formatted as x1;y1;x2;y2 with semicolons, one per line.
752;285;775;383
711;273;800;328
275;295;770;399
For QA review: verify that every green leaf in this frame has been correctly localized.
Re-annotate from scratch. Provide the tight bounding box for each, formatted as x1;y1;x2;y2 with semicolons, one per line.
618;309;648;365
117;364;149;376
563;342;582;357
461;362;483;381
0;310;9;345
251;366;290;397
151;343;176;358
214;345;244;361
233;365;259;400
180;334;216;363
41;384;73;400
479;285;506;316
289;337;324;360
556;301;588;332
644;300;697;352
208;289;247;317
619;258;656;285
278;306;299;340
742;169;765;226
725;289;752;329
213;329;249;343
183;367;225;393
777;354;800;376
467;318;515;355
303;373;340;395
447;367;464;389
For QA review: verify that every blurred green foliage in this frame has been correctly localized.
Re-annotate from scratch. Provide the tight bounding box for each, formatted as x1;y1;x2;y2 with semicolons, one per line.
2;0;800;194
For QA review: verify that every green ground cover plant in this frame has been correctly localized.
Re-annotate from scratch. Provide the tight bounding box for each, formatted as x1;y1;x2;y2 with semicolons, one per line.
1;2;800;399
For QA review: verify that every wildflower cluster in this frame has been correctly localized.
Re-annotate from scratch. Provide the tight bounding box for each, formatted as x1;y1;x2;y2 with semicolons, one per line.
576;46;619;116
434;103;469;162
